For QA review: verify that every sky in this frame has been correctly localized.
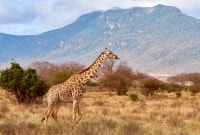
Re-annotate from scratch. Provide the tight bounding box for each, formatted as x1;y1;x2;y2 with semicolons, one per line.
0;0;200;35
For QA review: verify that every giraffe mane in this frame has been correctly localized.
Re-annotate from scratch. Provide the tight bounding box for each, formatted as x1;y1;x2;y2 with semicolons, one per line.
78;67;90;74
78;52;104;74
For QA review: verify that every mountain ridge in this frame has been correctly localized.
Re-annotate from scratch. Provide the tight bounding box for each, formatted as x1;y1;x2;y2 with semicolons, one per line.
0;4;200;74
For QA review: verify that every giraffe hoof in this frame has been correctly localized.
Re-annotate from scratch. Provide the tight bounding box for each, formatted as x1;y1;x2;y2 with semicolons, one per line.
75;116;82;124
41;117;45;122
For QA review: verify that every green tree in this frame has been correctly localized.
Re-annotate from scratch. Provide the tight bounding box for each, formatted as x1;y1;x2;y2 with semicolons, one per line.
0;62;49;103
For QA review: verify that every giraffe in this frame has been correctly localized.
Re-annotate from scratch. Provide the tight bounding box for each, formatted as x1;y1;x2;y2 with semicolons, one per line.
41;48;119;127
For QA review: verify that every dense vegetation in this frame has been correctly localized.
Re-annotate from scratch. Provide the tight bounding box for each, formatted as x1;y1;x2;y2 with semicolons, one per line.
0;62;49;103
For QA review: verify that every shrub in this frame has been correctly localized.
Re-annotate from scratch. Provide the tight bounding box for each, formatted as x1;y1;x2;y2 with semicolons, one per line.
0;62;49;103
50;71;74;85
117;87;128;95
175;92;181;98
86;81;99;87
167;83;183;92
189;84;200;96
100;73;132;95
129;93;138;102
139;78;164;96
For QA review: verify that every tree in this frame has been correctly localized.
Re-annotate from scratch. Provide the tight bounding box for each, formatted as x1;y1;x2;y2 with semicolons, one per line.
115;62;134;80
100;62;132;95
50;71;74;85
167;72;200;84
189;84;200;96
0;62;49;103
167;83;183;92
99;61;149;95
139;78;165;96
98;59;117;79
30;61;85;81
100;73;132;95
114;62;149;81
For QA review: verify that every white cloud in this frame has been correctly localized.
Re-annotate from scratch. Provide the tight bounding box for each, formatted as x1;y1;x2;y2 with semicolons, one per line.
0;1;36;24
0;0;199;35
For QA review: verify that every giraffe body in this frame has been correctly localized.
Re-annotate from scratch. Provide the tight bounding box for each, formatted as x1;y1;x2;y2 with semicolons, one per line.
47;76;82;104
42;48;118;127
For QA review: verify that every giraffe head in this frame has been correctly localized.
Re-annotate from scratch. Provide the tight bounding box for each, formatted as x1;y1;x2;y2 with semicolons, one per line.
103;48;119;59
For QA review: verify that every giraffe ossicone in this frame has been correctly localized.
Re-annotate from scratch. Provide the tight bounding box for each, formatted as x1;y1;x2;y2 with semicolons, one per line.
41;48;119;127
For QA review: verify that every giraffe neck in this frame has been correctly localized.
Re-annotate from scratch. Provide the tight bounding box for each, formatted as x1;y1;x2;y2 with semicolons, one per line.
78;52;106;84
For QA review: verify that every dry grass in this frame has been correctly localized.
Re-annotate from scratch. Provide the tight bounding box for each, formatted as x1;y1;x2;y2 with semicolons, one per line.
0;88;200;135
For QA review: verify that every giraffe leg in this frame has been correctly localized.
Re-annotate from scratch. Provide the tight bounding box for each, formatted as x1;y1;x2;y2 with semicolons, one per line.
72;100;82;124
72;100;78;123
75;104;82;124
51;102;60;124
44;105;54;128
51;112;58;124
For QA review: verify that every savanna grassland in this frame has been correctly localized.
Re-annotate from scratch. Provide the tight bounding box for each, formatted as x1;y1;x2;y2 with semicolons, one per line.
0;88;200;135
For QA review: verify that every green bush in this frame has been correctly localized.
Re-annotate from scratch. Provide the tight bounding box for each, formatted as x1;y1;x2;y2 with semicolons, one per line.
50;71;74;85
189;84;200;96
175;92;181;98
0;62;49;103
129;93;138;102
86;81;99;87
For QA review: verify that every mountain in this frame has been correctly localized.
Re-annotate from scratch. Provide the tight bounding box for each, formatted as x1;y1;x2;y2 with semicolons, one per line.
0;4;200;74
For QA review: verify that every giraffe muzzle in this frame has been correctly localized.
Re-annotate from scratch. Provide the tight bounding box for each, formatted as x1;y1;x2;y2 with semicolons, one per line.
115;55;119;59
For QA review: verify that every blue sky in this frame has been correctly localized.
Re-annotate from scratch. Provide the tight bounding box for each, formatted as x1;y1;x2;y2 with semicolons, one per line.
0;0;200;35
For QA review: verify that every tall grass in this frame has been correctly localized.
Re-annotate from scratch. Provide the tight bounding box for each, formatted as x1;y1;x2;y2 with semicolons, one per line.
0;89;200;135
